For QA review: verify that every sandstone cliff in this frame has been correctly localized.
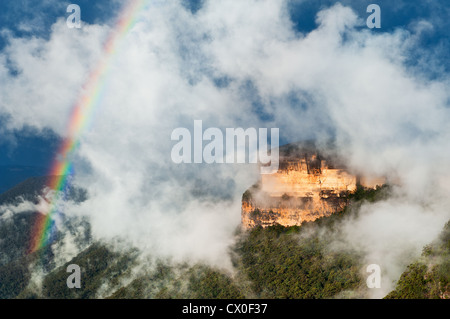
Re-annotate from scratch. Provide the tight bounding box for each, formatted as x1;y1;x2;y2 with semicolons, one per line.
242;143;385;229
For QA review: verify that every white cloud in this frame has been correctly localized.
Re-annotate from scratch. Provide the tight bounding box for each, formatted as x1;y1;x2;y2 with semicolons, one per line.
0;0;449;292
339;196;449;297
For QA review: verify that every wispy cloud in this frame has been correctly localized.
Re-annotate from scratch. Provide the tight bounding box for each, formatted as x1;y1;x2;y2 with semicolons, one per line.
0;0;449;292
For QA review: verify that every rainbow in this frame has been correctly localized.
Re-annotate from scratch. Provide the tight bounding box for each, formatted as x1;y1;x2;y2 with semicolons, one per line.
29;0;148;254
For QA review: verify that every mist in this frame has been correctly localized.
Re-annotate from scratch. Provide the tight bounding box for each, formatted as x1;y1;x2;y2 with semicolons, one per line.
1;0;449;296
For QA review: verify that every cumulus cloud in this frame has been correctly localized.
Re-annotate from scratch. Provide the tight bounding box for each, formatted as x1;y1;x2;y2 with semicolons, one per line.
1;0;449;294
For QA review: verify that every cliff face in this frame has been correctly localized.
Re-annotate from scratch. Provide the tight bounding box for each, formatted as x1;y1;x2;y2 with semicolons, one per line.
242;145;385;229
242;196;348;229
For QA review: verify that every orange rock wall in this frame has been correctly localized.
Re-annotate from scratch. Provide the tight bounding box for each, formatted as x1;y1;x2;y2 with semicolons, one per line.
261;167;357;197
242;155;385;229
241;198;347;229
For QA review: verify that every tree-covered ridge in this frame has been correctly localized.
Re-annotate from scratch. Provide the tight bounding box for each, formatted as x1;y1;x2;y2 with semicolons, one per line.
109;263;245;299
0;184;387;299
104;186;392;299
385;221;450;299
231;225;363;298
105;223;363;299
1;181;448;299
39;243;139;299
0;176;87;206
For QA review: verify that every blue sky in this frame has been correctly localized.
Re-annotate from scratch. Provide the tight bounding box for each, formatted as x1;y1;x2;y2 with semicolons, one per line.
0;0;120;169
0;0;449;188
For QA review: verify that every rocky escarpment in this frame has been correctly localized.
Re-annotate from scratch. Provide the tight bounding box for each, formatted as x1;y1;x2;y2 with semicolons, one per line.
242;143;385;229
